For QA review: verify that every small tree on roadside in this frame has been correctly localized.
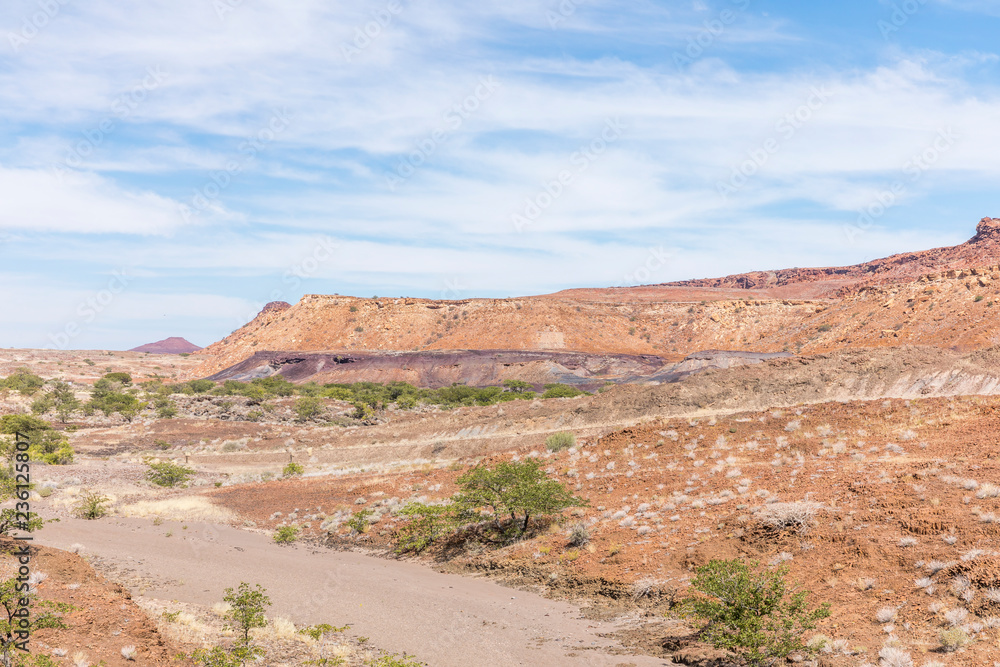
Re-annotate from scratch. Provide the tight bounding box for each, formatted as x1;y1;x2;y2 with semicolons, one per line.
683;559;831;667
224;583;271;646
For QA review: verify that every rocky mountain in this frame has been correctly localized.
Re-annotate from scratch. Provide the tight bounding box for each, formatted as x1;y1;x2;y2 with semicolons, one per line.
129;337;202;354
193;218;1000;378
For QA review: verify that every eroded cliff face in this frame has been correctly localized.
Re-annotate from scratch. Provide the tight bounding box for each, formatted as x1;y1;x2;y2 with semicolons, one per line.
194;219;1000;378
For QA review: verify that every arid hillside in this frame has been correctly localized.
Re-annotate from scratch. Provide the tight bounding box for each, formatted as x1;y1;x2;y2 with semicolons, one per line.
194;218;1000;378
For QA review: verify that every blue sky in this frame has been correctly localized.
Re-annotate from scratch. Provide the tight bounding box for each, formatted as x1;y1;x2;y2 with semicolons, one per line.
0;0;997;350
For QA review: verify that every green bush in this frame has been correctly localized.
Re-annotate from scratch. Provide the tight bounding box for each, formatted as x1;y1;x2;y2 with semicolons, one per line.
540;383;585;399
1;368;45;396
545;431;576;451
145;460;195;487
683;559;831;667
273;525;299;544
346;509;374;534
294;396;323;422
74;490;111;520
395;503;463;553
282;462;305;477
0;415;75;465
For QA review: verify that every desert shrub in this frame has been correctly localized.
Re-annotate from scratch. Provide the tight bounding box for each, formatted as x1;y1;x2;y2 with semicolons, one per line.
545;431;576;452
282;462;305;477
74;491;110;520
273;525;300;544
346;509;374;534
540;383;585;399
940;627;972;652
145;460;194;487
1;368;45;396
30;394;54;416
102;372;132;385
683;558;831;667
756;502;821;534
568;522;590;546
294;396;323;422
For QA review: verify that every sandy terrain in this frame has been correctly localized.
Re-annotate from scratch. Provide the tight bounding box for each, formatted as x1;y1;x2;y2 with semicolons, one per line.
36;517;669;667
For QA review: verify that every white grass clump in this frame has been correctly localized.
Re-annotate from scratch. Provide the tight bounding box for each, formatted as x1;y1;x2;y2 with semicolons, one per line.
876;606;899;623
878;646;913;667
943;607;968;627
120;645;137;661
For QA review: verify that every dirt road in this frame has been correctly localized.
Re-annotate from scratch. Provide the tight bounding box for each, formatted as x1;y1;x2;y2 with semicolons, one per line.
38;517;671;666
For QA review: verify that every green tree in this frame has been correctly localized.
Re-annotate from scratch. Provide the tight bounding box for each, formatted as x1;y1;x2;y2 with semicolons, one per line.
50;382;80;423
684;559;831;667
223;583;271;646
453;460;587;538
101;371;132;385
502;379;533;393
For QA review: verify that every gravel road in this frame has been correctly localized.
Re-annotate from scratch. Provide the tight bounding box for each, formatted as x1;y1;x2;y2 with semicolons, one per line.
38;517;671;666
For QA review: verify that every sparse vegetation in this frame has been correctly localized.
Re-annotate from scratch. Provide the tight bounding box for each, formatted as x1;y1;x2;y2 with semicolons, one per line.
273;525;300;544
683;558;830;667
74;491;111;520
545;431;575;452
144;459;195;487
282;461;305;477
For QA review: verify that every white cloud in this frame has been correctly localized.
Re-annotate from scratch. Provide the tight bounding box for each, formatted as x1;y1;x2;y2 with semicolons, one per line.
0;167;193;234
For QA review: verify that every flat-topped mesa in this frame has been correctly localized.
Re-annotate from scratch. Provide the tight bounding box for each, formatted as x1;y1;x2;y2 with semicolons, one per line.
973;217;1000;244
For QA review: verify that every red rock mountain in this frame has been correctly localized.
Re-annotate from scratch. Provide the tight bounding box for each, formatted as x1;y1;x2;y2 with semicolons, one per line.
129;337;202;354
194;218;1000;377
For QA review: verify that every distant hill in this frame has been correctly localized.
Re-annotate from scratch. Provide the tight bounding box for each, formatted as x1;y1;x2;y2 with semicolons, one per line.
193;217;1000;378
129;337;202;354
